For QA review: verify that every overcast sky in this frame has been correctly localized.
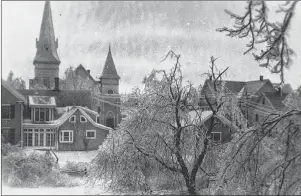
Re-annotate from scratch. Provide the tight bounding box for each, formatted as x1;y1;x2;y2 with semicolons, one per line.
2;1;301;93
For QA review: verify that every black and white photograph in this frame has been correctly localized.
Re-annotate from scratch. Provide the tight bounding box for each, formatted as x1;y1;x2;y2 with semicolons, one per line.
1;1;301;195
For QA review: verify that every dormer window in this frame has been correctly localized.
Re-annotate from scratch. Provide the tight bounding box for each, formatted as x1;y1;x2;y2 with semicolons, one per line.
29;96;56;122
69;115;76;123
80;115;87;123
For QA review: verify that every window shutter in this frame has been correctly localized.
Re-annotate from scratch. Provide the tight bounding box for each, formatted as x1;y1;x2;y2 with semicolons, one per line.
10;105;15;119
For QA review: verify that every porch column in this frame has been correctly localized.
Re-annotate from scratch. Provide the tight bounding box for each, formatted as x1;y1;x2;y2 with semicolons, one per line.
44;129;46;146
55;128;59;150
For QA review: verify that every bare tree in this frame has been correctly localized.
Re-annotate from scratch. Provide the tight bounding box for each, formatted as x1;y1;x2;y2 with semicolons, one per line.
91;50;231;195
6;71;26;90
214;95;301;195
217;1;298;84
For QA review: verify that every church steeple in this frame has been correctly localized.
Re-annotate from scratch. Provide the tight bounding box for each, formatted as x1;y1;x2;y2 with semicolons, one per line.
31;1;60;89
100;44;120;80
33;1;60;65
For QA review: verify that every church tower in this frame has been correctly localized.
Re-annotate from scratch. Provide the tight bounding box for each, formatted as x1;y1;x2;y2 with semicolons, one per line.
31;1;60;89
98;45;121;128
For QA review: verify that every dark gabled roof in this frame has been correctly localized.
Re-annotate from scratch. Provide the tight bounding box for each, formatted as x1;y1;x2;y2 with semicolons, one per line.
2;79;27;103
206;79;246;94
100;45;120;80
18;89;92;108
263;92;288;111
33;1;60;65
199;79;245;107
244;79;272;95
74;64;96;83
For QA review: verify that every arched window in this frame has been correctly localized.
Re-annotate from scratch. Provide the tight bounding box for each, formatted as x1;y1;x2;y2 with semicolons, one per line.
69;115;76;123
107;89;114;94
80;115;87;123
106;112;115;128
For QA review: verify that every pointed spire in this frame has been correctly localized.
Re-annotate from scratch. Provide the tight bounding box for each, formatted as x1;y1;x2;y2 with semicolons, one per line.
33;1;60;65
100;44;120;80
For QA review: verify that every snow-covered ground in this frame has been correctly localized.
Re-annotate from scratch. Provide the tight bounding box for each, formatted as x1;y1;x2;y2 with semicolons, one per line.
54;150;99;165
1;185;116;195
23;149;99;165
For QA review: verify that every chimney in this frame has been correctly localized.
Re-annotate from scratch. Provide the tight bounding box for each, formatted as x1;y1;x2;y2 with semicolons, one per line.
260;75;263;81
87;70;90;74
54;77;59;91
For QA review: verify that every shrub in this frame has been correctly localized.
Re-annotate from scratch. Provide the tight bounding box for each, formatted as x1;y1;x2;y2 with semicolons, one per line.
2;151;78;187
1;143;22;156
62;161;88;172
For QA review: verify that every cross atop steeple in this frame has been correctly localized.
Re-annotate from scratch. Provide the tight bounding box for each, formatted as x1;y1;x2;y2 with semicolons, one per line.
33;1;60;65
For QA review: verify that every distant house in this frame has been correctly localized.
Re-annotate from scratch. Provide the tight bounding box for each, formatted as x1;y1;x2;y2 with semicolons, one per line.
250;91;290;124
74;64;98;90
189;110;238;143
199;75;292;128
1;80;27;145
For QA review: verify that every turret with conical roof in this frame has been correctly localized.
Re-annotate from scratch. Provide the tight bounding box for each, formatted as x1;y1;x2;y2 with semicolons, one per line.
32;1;60;89
99;45;120;94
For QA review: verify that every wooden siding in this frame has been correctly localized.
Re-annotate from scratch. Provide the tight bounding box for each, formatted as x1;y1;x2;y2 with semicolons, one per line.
1;86;24;145
203;117;232;143
57;110;109;151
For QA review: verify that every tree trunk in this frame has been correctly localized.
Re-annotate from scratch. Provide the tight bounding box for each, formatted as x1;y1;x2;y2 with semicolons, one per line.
183;175;197;195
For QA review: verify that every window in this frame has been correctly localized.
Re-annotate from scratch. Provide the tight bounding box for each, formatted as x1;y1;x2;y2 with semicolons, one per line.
80;115;87;123
60;130;73;143
86;130;96;139
262;98;265;105
40;108;45;121
23;128;54;147
43;77;51;88
34;108;51;122
96;116;100;123
46;108;49;121
35;108;39;121
69;115;76;123
255;114;259;122
107;89;114;94
46;129;55;146
211;132;222;142
1;105;15;119
106;112;115;128
23;129;33;147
